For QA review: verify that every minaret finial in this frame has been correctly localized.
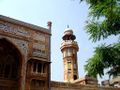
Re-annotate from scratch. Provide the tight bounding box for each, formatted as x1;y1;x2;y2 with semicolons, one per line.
67;25;69;28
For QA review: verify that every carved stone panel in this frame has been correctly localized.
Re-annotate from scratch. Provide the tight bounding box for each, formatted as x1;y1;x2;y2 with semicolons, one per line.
0;21;30;38
33;43;45;50
33;33;45;42
32;50;46;58
32;43;46;58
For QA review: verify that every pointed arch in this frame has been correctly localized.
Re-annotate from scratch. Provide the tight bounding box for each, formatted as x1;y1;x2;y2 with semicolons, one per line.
0;38;23;90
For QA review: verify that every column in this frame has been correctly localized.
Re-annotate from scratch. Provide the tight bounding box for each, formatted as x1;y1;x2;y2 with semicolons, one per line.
18;58;26;90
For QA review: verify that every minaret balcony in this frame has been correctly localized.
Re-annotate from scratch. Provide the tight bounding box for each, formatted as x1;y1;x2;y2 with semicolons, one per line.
60;40;78;50
61;40;78;46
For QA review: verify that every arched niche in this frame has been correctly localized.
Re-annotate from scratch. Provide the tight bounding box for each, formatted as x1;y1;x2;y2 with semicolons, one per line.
0;38;22;90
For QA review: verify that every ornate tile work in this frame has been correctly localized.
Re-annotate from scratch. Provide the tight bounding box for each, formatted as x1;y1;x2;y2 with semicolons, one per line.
0;22;30;37
33;43;45;50
32;49;46;58
33;33;45;42
0;35;28;56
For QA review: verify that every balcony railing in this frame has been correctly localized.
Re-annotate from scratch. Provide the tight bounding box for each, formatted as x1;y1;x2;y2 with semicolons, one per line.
27;72;47;80
61;40;78;46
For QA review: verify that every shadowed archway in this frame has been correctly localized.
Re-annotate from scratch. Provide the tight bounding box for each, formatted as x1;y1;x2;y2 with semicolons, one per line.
0;38;22;90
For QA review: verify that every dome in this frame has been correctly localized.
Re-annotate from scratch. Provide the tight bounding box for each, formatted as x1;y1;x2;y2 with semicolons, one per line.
64;28;73;36
62;28;76;40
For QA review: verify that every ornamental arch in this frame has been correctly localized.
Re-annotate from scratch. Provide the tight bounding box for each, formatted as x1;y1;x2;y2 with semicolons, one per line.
0;38;23;90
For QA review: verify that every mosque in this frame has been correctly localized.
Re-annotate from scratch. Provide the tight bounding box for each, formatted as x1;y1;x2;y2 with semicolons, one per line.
0;15;119;90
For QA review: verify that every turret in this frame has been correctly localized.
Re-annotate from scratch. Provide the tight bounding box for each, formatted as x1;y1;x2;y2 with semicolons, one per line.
60;28;79;82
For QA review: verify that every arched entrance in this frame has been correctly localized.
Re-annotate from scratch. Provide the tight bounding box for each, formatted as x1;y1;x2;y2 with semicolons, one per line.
0;38;22;90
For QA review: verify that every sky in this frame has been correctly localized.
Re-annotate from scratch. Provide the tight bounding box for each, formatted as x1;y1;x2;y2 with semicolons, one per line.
0;0;119;84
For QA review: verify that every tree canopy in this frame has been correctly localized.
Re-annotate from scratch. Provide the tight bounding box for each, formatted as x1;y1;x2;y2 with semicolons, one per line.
85;42;120;78
81;0;120;78
82;0;120;42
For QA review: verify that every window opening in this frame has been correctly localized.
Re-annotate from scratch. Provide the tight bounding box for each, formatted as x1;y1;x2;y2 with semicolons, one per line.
74;75;77;80
38;63;42;73
33;62;36;72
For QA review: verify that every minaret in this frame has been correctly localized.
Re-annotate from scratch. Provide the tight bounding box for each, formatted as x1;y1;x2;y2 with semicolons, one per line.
60;28;79;82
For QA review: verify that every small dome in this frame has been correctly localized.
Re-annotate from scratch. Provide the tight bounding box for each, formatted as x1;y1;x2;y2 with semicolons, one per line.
62;28;76;40
64;28;73;36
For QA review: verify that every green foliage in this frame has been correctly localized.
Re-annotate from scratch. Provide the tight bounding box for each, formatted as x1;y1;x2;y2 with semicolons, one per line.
86;18;120;42
80;0;120;78
82;0;120;42
85;43;120;78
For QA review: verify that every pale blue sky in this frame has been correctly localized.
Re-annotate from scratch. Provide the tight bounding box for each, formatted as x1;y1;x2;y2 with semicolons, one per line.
0;0;118;83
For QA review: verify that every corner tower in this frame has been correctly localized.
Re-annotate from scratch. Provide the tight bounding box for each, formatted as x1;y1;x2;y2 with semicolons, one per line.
60;28;79;82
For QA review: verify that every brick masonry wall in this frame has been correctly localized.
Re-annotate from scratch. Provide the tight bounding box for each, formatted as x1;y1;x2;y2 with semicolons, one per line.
51;81;120;90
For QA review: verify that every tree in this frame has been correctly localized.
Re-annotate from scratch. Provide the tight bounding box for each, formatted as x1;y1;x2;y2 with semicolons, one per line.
80;0;120;78
85;43;120;78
